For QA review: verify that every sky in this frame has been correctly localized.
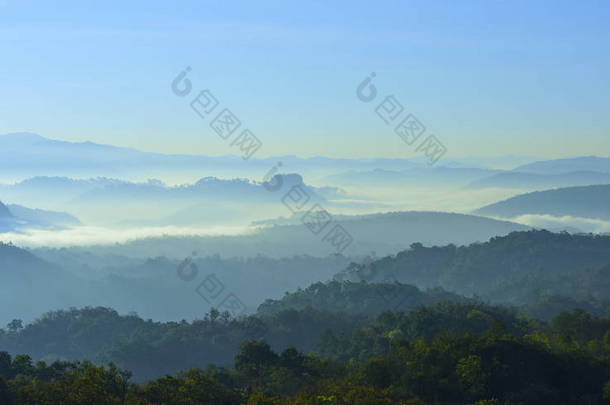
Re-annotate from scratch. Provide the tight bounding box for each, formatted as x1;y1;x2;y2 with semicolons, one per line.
0;0;609;159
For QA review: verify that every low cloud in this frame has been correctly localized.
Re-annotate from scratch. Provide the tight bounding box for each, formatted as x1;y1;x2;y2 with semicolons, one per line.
0;225;251;248
509;214;610;234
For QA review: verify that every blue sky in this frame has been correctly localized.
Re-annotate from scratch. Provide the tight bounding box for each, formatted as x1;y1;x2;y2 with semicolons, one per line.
0;0;608;158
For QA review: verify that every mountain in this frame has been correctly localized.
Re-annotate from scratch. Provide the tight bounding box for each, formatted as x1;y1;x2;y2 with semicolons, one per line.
6;204;80;228
66;211;531;259
0;201;12;218
74;173;330;204
0;242;88;323
0;199;79;232
257;280;469;316
0;201;18;233
334;230;610;313
467;170;610;189
0;133;427;182
515;156;610;175
0;173;336;225
0;177;124;207
325;167;498;188
0;242;59;279
0;133;540;185
474;184;610;220
0;132;146;178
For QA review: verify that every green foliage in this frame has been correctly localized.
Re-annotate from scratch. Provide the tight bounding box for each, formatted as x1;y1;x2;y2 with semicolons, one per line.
336;230;610;319
258;281;468;316
0;306;361;381
2;305;610;404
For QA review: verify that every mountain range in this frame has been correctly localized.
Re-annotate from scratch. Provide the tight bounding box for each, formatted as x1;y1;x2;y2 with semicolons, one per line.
0;132;430;182
0;173;337;226
50;211;531;259
3;133;610;193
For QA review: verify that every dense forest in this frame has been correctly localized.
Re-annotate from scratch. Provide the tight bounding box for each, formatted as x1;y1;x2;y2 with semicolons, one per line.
475;184;610;220
2;305;610;404
4;230;610;403
336;230;610;318
0;281;470;380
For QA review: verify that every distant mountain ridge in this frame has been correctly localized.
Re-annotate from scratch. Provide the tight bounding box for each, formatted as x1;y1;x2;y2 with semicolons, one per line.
0;201;12;218
0;133;541;182
0;173;338;226
467;170;610;189
475;184;610;220
515;156;610;174
325;167;498;187
75;210;531;259
0;199;80;232
0;201;18;233
0;132;430;180
7;204;80;227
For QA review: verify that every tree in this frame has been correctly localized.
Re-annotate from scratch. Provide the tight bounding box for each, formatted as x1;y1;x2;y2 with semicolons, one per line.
6;320;23;334
0;376;11;405
235;341;279;378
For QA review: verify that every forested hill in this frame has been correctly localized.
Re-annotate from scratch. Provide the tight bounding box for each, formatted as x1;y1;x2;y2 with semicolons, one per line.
475;183;610;220
335;230;610;305
0;242;87;325
4;302;610;404
257;281;469;316
0;242;60;278
0;301;528;382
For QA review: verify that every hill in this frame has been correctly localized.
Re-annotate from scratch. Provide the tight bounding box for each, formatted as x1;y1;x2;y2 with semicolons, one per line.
474;184;610;220
1;304;608;403
0;201;17;233
6;204;80;228
334;230;610;316
257;280;469;316
0;243;87;323
0;298;523;381
515;156;610;174
67;211;531;259
0;174;334;226
0;200;80;232
0;201;12;218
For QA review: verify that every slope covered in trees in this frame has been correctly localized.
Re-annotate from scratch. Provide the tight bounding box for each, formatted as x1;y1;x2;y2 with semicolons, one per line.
2;306;610;404
0;242;90;325
2;280;476;381
335;230;610;317
475;184;610;220
257;281;469;316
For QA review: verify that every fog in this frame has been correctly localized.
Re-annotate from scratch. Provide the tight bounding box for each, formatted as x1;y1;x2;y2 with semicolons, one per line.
0;225;251;248
509;214;610;234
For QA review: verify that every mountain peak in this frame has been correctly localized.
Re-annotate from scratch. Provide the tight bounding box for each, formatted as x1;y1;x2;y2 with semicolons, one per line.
0;200;13;218
1;132;48;143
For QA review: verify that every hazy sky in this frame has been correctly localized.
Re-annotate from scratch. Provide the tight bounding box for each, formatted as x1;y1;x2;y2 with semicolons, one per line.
0;0;608;158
